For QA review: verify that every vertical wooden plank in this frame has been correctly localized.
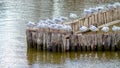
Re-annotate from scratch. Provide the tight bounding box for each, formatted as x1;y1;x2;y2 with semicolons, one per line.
84;17;87;27
77;21;79;31
88;16;91;26
92;14;95;25
115;8;118;20
102;11;105;24
86;16;89;27
26;29;33;48
97;12;100;25
43;33;46;50
107;11;110;23
94;13;98;25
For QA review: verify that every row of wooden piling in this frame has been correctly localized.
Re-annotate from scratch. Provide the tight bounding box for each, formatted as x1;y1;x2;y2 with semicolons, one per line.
67;8;120;32
26;28;120;52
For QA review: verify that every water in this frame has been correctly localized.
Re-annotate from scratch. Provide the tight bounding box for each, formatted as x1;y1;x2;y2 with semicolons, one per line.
0;0;120;68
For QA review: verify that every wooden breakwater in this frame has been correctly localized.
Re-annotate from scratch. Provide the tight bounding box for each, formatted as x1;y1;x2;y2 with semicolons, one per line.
26;3;120;52
26;28;120;52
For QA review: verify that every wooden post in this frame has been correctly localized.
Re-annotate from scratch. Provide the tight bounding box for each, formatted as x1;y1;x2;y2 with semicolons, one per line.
97;12;100;25
88;16;92;26
118;8;120;19
26;29;30;48
43;32;46;51
61;34;65;52
107;10;110;23
104;12;107;24
106;11;109;23
31;30;37;49
94;13;97;24
84;17;89;27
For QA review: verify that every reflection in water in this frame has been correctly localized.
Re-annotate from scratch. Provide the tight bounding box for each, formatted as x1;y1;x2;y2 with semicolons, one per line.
0;0;120;68
27;48;120;68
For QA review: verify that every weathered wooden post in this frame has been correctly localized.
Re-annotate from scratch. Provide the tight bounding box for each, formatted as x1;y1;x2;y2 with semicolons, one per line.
94;13;98;25
88;16;92;26
38;28;44;50
43;29;46;51
69;31;74;51
46;30;52;51
74;35;79;51
84;35;88;51
65;34;70;52
31;29;37;49
78;34;82;51
26;29;31;48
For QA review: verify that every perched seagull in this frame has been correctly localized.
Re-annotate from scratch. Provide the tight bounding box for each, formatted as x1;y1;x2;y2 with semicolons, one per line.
38;20;45;23
101;26;109;32
36;22;48;28
63;25;72;31
67;25;72;31
79;26;88;32
106;4;115;9
52;18;62;23
69;13;78;19
45;18;54;24
26;21;36;28
56;24;63;30
112;25;120;31
84;9;93;15
59;16;68;21
89;25;99;32
96;6;104;11
89;8;98;13
113;2;120;8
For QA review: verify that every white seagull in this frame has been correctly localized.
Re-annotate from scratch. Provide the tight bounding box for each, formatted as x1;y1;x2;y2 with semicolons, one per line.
59;16;68;21
96;6;104;11
112;25;120;32
26;21;36;28
69;13;78;19
89;25;99;32
45;18;54;24
101;26;109;32
52;18;62;23
113;2;120;8
79;26;88;32
89;8;98;13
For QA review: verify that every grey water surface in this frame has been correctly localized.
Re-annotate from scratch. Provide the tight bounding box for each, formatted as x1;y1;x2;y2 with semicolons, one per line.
0;0;120;68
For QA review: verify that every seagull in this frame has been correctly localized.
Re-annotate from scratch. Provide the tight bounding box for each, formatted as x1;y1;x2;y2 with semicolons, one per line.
69;13;78;19
89;8;98;13
56;24;64;30
106;4;115;9
26;21;36;28
113;2;120;8
96;6;104;11
45;18;54;24
62;25;72;31
38;20;45;23
89;25;99;32
101;26;109;32
59;16;68;21
66;25;72;31
84;9;93;15
112;25;120;32
36;22;48;28
79;26;88;32
52;18;62;23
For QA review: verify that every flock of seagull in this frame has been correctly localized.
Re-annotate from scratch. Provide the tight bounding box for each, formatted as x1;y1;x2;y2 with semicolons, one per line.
27;2;120;33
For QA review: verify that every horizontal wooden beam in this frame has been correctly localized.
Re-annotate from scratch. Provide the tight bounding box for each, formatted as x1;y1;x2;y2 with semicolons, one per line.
75;20;120;34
